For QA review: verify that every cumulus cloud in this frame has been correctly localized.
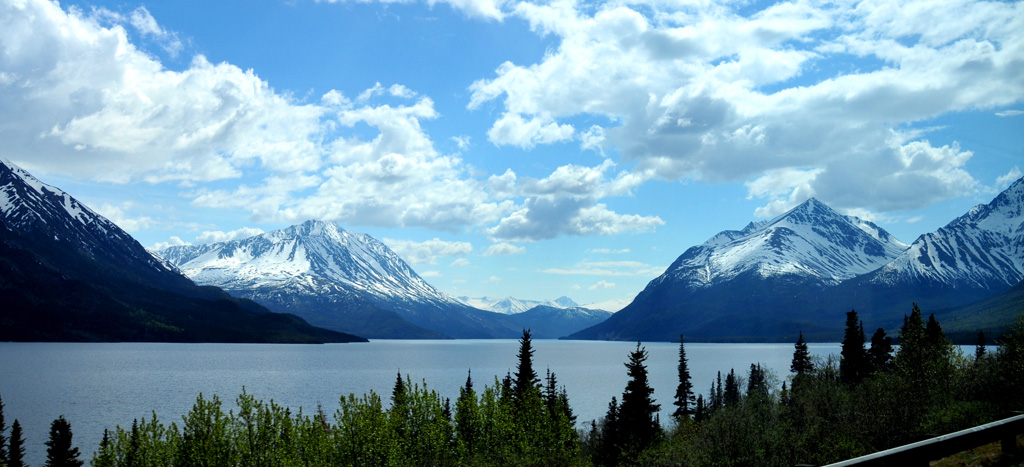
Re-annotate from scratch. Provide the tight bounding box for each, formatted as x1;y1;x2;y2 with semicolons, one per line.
0;0;323;183
151;235;189;251
451;258;471;267
0;0;670;243
588;279;615;290
997;167;1023;190
483;242;526;256
94;203;154;232
469;0;1023;215
485;275;501;283
195;227;265;244
383;238;474;265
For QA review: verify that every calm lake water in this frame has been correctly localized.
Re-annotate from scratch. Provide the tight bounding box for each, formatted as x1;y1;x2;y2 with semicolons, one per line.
0;340;842;465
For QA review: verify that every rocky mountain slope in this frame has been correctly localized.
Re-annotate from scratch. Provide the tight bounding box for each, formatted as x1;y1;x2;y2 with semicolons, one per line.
0;159;364;343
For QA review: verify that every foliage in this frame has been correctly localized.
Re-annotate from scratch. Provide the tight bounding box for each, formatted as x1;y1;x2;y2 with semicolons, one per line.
8;419;26;467
672;334;695;421
45;416;84;467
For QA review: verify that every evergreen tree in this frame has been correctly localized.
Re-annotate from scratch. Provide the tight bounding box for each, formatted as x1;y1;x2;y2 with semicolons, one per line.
454;370;481;458
45;415;83;467
618;342;661;456
0;392;7;465
513;329;540;403
925;313;953;359
724;369;740;408
8;419;25;467
392;370;407;408
92;429;114;467
840;310;868;385
672;334;695;420
715;371;724;411
596;397;620;466
746;363;768;402
791;331;813;375
868;327;893;373
896;304;927;372
694;394;707;423
976;330;987;360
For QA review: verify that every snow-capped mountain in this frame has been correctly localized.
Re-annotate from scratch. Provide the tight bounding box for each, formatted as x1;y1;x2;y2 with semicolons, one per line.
506;305;612;339
161;220;461;308
866;178;1024;290
652;198;908;290
0;159;360;343
157;221;520;338
457;295;580;314
570;198;910;342
571;183;1024;342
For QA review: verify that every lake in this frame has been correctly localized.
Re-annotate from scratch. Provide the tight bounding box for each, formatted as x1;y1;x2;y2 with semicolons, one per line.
0;340;841;465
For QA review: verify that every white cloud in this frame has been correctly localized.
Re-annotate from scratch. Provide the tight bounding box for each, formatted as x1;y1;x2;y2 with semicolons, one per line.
483;242;526;256
195;227;265;244
468;0;1022;216
541;260;664;276
997;167;1023;189
584;297;631;312
316;0;508;21
0;0;324;184
588;279;615;290
420;270;442;277
588;248;631;254
151;236;189;251
485;275;502;283
94;203;153;232
995;110;1024;117
128;6;183;56
451;258;471;267
383;238;473;265
0;1;668;243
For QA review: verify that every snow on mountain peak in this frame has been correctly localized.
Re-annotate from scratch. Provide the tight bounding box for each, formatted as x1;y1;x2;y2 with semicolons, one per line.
157;220;461;307
869;176;1024;289
661;198;908;288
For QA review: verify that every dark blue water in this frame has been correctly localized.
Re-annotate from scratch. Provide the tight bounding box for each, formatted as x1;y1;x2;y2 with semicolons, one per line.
0;340;841;464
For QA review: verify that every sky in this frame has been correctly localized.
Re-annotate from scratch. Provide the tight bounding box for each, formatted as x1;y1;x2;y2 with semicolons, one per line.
1;0;1022;311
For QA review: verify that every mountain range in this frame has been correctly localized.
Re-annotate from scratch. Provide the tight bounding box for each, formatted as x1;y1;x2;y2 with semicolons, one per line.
4;153;1021;343
0;159;365;343
569;178;1024;342
156;223;610;339
456;296;581;314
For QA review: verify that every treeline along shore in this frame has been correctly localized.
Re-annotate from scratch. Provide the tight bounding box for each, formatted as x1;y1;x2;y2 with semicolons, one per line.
1;304;1022;466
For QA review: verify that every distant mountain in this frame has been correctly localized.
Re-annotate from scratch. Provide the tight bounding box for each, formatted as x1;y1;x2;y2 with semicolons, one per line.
932;279;1024;342
457;296;580;314
835;177;1024;325
571;181;1024;342
507;305;612;339
157;221;520;339
0;159;364;343
569;198;910;342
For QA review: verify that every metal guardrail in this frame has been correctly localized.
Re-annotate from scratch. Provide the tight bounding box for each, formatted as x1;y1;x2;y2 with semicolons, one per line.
813;413;1024;467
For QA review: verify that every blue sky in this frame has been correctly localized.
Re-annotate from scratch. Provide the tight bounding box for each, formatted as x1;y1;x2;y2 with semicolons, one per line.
2;0;1022;310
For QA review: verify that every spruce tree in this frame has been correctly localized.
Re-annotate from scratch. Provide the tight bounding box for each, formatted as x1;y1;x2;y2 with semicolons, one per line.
8;419;25;467
791;331;813;375
618;342;661;456
392;371;407;408
746;363;768;402
455;370;481;458
840;310;868;385
0;392;8;465
975;330;987;360
672;334;695;420
723;369;740;408
597;397;621;465
45;415;83;467
694;394;706;423
868;327;893;373
513;329;540;403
